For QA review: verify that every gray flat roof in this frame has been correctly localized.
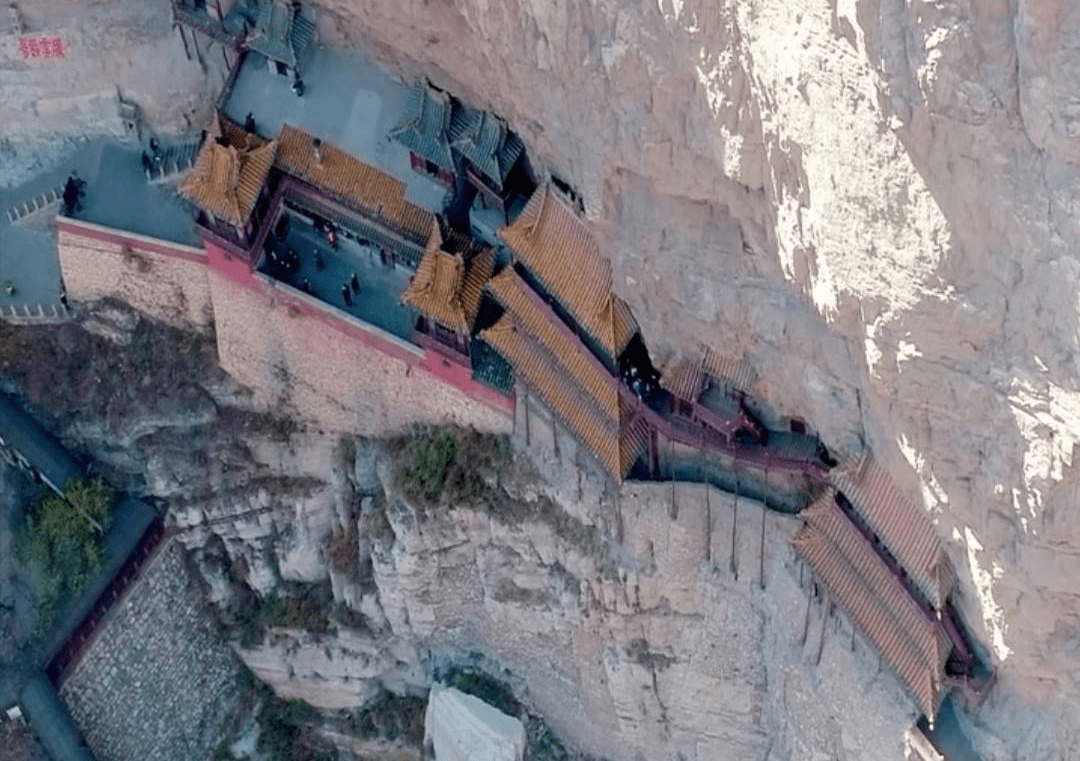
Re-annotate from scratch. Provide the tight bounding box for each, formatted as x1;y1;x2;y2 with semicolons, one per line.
222;46;449;213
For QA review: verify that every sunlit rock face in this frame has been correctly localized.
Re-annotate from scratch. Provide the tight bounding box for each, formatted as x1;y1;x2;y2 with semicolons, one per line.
308;0;1080;756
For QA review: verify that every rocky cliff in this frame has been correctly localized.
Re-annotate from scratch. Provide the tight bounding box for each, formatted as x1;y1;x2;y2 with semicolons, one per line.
299;0;1080;756
1;0;225;186
7;0;1080;756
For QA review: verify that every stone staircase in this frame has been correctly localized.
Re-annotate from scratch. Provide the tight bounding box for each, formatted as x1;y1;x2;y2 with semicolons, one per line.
5;182;65;224
146;139;201;184
0;301;73;325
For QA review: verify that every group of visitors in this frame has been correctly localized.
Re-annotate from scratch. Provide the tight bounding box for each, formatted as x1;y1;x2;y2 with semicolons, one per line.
340;272;361;306
61;173;86;216
265;219;361;309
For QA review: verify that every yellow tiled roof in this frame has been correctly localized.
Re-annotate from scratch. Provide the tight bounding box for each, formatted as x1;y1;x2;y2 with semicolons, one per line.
274;124;433;245
179;120;277;228
499;183;638;359
215;112;268;151
829;454;955;610
482;315;624;477
402;222;495;333
487;268;620;419
460;247;495;327
402;223;468;333
483;268;646;479
793;491;951;718
661;357;705;402
702;349;757;392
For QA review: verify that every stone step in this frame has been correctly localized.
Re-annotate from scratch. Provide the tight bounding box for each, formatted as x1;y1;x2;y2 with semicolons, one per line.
146;140;201;184
0;301;72;325
6;183;65;223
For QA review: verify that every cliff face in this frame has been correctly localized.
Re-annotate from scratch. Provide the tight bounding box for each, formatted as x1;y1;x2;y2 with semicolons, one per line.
9;0;1080;755
302;0;1080;755
173;423;917;761
0;0;225;185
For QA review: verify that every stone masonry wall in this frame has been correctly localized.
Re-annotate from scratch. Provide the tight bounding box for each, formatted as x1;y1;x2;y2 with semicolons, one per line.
58;222;214;328
59;540;241;761
208;269;512;437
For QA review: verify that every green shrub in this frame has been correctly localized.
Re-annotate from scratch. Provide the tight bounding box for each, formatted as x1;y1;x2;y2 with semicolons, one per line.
16;477;115;626
256;696;336;761
228;581;335;647
324;524;357;577
405;430;457;502
211;741;238;761
348;691;426;746
442;667;520;717
394;427;512;507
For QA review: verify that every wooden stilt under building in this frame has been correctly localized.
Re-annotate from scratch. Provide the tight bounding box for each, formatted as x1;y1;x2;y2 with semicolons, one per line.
815;595;830;665
730;477;739;578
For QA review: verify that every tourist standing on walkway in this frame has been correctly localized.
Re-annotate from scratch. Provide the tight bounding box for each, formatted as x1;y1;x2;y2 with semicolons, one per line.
341;284;352;306
350;272;360;293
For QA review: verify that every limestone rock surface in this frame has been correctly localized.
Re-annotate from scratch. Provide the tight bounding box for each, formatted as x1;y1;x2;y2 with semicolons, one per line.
303;1;1080;756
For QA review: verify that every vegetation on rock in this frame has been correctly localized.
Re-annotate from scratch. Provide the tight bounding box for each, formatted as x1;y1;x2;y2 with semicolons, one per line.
16;477;114;625
393;426;512;506
346;689;426;746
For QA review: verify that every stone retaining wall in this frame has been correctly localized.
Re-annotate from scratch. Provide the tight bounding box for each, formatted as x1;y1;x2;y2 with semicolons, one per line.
57;220;214;328
209;267;512;436
59;540;240;761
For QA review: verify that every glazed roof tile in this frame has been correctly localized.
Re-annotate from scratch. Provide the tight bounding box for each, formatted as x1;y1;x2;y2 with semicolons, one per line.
829;454;955;610
402;223;496;333
275;123;433;245
179;116;276;227
483;268;645;479
662;357;706;402
245;0;314;68
449;106;524;187
389;82;454;171
482;315;625;478
499;183;638;359
402;224;468;332
702;349;757;393
793;491;951;718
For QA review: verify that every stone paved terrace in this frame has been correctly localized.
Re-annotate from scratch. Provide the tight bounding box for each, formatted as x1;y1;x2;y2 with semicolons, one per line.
260;207;420;341
70;141;200;247
0;140;107;314
222;47;449;212
59;540;241;761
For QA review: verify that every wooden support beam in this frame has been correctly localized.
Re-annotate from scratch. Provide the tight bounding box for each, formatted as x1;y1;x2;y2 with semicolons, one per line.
701;444;710;563
759;471;767;590
523;386;530;446
730;477;739;579
800;580;813;646
815;596;830;666
177;23;192;61
614;485;623;544
669;437;677;520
